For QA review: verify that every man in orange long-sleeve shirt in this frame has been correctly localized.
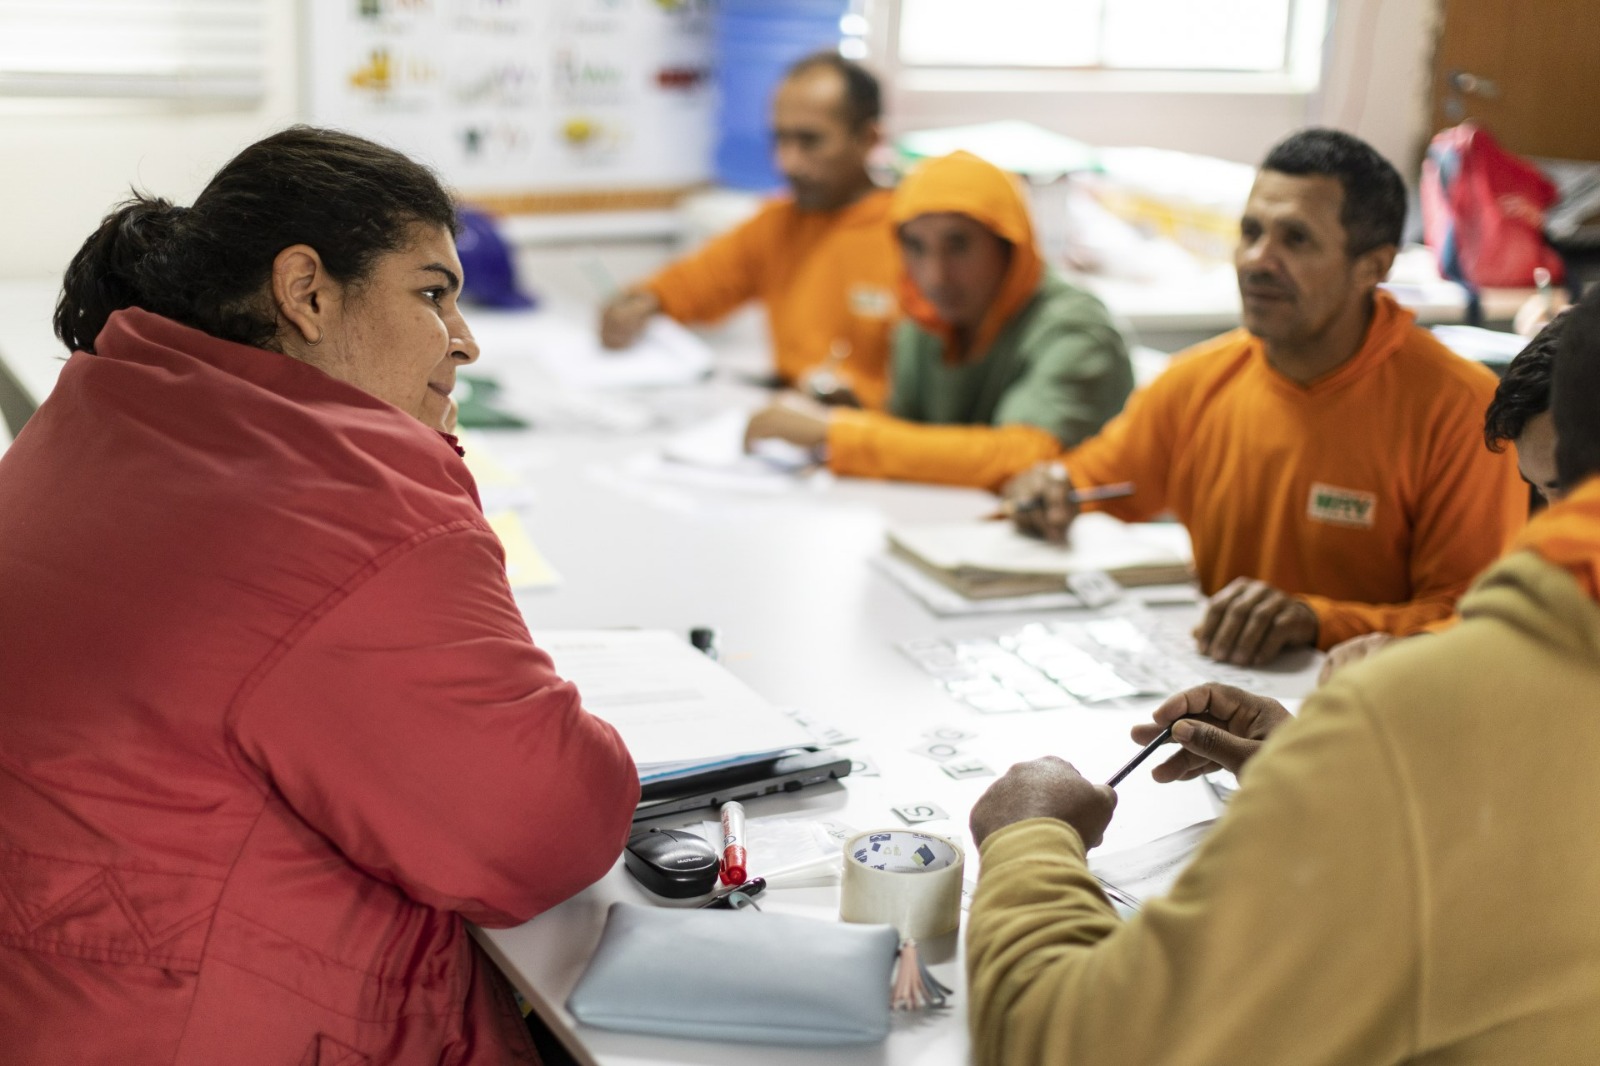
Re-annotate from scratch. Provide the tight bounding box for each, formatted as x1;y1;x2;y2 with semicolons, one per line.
1007;128;1526;664
598;53;898;409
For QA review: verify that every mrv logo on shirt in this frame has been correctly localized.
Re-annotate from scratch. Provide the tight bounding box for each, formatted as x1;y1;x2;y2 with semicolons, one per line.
1307;483;1377;528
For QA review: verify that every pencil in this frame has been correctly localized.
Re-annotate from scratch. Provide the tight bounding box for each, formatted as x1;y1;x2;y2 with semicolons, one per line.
1106;723;1174;788
991;482;1136;520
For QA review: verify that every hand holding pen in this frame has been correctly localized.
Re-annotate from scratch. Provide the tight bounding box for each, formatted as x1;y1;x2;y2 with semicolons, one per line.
1127;684;1292;783
997;462;1134;544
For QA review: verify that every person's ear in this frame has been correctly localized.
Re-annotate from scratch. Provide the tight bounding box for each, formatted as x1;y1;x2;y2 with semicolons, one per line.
858;118;883;151
271;244;337;349
1353;244;1398;291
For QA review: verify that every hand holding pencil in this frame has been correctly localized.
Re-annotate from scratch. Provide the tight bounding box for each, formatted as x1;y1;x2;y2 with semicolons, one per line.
997;461;1133;544
1128;684;1292;783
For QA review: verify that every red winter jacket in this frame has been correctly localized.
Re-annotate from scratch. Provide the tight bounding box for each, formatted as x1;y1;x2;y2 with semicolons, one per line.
0;310;639;1064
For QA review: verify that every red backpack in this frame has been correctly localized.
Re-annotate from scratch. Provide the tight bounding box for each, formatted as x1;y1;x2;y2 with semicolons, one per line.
1421;122;1565;289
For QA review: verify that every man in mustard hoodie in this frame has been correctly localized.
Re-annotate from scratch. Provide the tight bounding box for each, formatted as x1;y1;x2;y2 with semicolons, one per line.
965;290;1600;1064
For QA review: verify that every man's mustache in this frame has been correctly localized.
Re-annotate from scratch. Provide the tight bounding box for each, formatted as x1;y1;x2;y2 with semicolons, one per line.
1239;271;1294;297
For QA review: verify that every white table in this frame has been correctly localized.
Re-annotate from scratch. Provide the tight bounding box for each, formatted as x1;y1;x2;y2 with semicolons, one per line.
0;279;68;438
458;340;1318;1065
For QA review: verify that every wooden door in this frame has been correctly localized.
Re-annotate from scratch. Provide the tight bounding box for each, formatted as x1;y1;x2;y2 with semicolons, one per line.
1430;0;1600;159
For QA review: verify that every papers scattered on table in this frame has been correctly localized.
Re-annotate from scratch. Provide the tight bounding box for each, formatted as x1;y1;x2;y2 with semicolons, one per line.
1090;819;1215;917
532;630;814;783
886;513;1193;600
1431;324;1532;365
653;408;823;489
900;608;1318;712
467;309;713;391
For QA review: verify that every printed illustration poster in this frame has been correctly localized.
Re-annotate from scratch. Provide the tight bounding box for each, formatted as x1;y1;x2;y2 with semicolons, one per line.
306;0;714;198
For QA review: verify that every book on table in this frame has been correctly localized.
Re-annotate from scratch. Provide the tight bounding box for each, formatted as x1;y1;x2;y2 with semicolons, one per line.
885;512;1194;600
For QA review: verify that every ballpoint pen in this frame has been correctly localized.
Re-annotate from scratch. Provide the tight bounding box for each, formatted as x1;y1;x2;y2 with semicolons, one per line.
1106;721;1180;788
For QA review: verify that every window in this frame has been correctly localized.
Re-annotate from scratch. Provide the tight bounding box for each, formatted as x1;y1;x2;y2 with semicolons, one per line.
0;0;265;101
894;0;1326;80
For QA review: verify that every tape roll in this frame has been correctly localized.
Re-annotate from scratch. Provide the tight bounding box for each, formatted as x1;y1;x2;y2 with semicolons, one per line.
839;830;965;940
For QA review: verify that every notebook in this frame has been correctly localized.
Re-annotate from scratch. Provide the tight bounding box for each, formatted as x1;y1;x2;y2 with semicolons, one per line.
885;512;1193;600
531;630;814;784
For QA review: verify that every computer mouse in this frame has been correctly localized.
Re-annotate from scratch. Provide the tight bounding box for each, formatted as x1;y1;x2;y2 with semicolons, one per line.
623;827;720;899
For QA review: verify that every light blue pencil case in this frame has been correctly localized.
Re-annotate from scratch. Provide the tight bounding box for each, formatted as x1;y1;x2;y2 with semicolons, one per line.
567;902;899;1046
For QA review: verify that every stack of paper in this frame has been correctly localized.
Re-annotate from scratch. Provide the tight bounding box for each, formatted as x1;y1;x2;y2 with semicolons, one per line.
532;630;814;784
886;513;1193;600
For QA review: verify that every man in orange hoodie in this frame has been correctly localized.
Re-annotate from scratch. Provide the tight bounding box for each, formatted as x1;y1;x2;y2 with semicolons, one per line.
599;53;898;408
963;288;1600;1066
744;150;1133;486
1007;128;1526;664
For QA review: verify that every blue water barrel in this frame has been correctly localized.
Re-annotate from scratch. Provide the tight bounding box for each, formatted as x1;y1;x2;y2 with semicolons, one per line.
713;0;848;191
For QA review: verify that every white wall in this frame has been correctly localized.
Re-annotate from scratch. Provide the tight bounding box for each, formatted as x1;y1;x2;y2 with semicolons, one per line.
0;0;1439;282
0;0;302;282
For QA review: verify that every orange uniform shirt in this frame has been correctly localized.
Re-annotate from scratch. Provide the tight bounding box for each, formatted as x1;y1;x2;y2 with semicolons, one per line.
1065;291;1527;648
645;190;898;409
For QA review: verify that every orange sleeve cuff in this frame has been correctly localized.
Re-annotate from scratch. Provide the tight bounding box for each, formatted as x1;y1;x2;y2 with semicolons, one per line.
827;411;1061;490
1297;593;1458;650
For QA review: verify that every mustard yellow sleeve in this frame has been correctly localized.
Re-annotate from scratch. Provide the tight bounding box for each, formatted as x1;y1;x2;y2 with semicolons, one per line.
826;410;1061;490
968;682;1420;1066
644;207;778;324
1297;397;1528;648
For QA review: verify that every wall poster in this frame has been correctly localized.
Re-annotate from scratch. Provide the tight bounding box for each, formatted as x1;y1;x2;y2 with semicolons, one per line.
306;0;715;212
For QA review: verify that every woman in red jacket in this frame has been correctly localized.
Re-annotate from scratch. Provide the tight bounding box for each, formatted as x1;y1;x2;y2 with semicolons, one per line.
0;127;639;1064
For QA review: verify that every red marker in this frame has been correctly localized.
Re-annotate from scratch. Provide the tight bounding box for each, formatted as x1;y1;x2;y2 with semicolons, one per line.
718;800;747;886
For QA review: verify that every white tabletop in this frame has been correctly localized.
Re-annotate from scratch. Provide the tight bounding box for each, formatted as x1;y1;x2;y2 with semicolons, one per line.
0;279;68;427
458;325;1319;1066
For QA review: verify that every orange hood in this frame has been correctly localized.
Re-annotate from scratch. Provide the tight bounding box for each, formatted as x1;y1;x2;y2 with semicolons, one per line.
1514;476;1600;600
890;150;1044;364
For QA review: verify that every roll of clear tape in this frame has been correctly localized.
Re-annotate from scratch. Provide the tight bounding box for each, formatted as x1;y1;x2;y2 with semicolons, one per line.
839;830;965;940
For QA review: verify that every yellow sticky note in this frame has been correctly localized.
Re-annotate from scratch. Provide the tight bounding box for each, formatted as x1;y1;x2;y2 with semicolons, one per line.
486;509;561;590
459;433;522;488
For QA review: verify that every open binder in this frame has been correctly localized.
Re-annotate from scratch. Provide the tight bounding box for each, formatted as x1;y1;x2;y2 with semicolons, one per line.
532;630;815;785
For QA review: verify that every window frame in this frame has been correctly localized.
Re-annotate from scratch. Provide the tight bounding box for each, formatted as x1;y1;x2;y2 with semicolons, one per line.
867;0;1330;98
0;0;266;104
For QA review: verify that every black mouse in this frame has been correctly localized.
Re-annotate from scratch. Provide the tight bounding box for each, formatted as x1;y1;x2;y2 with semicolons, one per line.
623;828;720;899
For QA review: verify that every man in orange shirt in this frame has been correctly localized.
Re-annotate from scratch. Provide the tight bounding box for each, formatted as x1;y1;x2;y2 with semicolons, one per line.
1007;128;1526;665
598;53;898;408
1319;310;1570;679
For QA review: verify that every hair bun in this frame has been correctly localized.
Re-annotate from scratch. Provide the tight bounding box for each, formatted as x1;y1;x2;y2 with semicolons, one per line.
54;194;189;354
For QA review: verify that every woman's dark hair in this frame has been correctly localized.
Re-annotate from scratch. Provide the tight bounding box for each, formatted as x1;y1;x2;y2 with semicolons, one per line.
1483;311;1566;451
1553;289;1600;491
55;126;458;354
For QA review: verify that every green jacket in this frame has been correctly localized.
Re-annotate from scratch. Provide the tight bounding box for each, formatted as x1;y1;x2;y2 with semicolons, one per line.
888;272;1133;447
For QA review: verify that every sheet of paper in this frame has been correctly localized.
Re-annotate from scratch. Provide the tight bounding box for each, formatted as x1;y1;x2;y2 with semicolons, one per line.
1089;818;1217;916
660;409;816;474
691;814;856;886
888;512;1192;577
467;309;713;391
531;630;814;778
